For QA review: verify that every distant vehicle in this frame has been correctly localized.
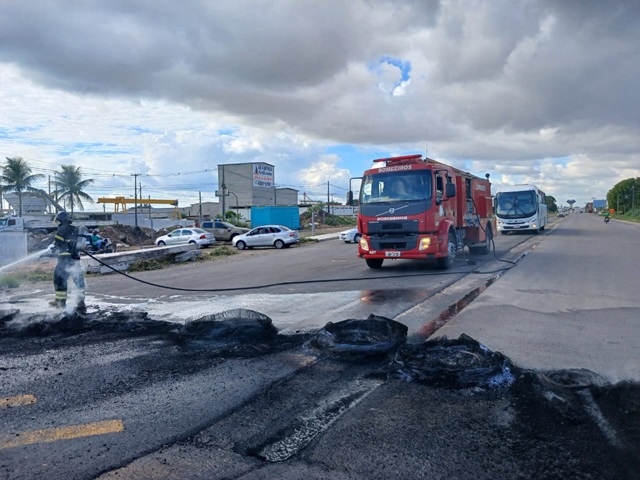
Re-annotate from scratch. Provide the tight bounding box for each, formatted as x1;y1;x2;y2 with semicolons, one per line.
84;235;116;254
155;228;216;248
557;212;565;218
339;228;361;244
200;220;249;242
232;225;300;250
494;184;548;235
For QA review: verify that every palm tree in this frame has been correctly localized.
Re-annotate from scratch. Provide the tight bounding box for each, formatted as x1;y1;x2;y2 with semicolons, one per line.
0;157;46;217
52;165;95;215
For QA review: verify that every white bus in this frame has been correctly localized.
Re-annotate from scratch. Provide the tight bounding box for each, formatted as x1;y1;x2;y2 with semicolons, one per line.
494;184;548;234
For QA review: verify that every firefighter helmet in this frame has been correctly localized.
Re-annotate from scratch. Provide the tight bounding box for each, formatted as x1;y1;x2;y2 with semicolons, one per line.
55;211;72;223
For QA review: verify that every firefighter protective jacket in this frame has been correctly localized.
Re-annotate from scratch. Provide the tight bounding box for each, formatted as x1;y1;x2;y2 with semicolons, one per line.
54;223;81;260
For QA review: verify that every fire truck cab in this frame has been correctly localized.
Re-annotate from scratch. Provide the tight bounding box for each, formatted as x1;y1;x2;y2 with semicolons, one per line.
350;154;495;269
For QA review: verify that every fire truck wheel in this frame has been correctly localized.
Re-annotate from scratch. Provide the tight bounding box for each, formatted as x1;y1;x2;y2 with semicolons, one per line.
366;258;384;269
436;232;457;269
470;226;492;255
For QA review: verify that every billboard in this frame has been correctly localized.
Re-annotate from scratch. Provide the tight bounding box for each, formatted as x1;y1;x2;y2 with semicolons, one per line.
253;164;274;188
593;199;607;208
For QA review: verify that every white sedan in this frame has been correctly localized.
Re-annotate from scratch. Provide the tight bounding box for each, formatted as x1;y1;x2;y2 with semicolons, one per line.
339;228;361;244
232;225;300;250
155;228;217;248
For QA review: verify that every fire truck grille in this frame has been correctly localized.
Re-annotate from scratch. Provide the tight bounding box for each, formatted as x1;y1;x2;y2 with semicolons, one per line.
368;220;419;234
369;237;418;251
380;241;408;249
381;223;402;230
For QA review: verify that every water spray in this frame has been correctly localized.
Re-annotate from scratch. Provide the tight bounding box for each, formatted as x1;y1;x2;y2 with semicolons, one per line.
0;248;53;275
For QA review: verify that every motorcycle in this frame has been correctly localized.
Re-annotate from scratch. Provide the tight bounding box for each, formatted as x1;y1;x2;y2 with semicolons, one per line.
85;236;116;254
604;216;610;223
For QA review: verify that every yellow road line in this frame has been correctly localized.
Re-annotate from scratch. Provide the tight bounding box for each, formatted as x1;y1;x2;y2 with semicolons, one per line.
0;394;37;408
0;419;124;450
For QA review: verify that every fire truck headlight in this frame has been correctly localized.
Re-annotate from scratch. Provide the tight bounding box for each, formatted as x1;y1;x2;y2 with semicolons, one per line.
418;237;432;251
359;237;369;251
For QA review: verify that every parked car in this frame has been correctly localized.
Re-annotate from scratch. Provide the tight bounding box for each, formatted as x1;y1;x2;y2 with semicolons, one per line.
155;228;217;248
232;225;300;250
339;227;361;244
200;220;249;242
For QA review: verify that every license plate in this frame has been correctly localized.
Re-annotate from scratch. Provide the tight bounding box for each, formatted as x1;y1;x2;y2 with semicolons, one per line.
385;251;401;257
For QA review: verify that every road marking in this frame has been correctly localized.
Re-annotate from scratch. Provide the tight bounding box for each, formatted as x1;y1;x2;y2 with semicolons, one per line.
0;394;37;409
0;419;124;450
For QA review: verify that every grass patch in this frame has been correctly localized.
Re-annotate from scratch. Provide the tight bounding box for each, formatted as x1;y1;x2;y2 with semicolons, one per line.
128;258;168;272
614;211;640;223
0;275;20;289
128;246;238;271
199;245;238;259
24;269;54;282
0;268;53;288
298;237;319;245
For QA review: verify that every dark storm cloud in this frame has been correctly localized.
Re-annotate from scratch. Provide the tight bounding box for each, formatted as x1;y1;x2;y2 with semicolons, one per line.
0;0;638;161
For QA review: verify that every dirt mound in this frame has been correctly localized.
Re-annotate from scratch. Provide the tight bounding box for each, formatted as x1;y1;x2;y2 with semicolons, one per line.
95;225;157;248
27;224;159;252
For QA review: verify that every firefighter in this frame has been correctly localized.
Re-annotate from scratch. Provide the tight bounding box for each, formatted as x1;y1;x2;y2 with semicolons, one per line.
50;211;86;312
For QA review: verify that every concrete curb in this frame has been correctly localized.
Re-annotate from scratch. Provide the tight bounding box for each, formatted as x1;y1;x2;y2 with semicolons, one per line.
306;233;340;242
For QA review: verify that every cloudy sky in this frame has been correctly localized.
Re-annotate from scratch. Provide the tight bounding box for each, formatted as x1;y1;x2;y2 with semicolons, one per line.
1;0;638;210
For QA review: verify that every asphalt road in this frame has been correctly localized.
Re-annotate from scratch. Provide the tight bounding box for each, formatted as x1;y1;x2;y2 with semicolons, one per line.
439;212;640;382
1;214;638;479
1;226;532;335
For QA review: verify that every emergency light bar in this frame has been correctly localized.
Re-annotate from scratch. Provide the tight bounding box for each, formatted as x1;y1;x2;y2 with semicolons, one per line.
372;154;423;163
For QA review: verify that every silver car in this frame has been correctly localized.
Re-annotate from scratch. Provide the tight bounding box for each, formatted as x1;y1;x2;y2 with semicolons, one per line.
339;227;361;244
232;225;300;250
155;228;217;248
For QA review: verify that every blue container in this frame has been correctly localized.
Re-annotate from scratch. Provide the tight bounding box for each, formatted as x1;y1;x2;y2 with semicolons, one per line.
250;206;300;229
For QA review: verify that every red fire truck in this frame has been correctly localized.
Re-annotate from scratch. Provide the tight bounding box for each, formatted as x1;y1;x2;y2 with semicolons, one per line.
349;154;496;269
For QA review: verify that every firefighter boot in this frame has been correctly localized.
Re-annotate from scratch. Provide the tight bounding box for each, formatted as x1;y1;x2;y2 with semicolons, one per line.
76;301;87;315
49;299;66;308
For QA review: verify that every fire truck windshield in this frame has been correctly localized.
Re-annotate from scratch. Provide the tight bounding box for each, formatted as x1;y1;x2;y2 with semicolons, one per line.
360;171;432;204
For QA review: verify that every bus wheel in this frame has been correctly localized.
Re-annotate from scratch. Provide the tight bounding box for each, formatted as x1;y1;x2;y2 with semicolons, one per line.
366;258;384;269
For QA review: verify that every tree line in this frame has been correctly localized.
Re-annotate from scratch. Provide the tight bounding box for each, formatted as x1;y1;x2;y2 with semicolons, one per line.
0;156;94;217
607;177;640;215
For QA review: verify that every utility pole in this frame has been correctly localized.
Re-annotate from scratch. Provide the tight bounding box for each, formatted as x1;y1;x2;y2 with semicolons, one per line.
327;181;330;215
220;165;226;219
148;195;153;230
131;173;141;228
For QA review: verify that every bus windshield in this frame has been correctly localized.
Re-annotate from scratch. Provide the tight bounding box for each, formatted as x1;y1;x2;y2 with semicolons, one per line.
496;190;538;218
360;171;432;204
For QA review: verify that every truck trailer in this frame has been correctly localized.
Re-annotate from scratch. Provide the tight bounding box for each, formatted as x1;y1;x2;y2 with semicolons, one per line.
348;154;496;269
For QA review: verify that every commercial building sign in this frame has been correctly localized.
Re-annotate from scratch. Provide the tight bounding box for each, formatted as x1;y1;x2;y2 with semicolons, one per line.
253;164;274;188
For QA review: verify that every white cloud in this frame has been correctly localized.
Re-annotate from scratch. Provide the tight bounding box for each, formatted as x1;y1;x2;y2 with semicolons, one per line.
0;0;639;208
